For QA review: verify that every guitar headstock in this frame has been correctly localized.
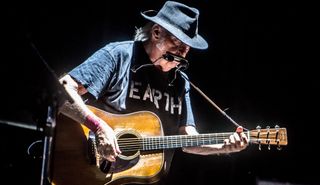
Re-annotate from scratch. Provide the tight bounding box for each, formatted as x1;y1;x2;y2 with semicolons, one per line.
249;125;287;150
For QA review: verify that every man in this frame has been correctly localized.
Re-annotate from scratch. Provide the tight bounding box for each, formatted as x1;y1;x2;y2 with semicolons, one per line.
58;1;248;184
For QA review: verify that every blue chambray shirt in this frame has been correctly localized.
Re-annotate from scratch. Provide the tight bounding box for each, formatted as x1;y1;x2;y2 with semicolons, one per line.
69;41;195;128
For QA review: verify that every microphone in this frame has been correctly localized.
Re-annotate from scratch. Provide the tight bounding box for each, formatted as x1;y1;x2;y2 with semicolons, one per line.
162;51;189;70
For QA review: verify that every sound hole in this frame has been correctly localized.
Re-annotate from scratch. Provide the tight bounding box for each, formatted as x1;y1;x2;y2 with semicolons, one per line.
117;132;141;159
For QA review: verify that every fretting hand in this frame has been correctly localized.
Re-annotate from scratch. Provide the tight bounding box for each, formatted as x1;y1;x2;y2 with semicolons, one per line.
222;126;248;152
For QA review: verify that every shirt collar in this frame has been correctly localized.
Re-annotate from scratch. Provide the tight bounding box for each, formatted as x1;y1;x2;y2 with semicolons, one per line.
131;41;153;72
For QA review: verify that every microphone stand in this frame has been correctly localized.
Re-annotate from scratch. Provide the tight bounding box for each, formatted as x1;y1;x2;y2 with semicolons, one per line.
40;103;57;185
28;41;73;185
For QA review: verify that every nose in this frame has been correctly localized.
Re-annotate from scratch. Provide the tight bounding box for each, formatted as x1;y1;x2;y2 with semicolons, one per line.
177;45;190;57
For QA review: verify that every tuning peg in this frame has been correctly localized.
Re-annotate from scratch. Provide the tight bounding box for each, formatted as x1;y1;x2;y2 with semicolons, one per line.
276;131;282;150
266;126;271;150
256;126;261;150
274;125;281;149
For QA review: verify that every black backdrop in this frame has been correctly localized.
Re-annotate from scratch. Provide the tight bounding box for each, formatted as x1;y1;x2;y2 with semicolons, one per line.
1;1;317;185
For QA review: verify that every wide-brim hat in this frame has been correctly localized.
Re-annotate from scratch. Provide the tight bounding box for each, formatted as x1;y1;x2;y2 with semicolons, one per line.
141;1;208;50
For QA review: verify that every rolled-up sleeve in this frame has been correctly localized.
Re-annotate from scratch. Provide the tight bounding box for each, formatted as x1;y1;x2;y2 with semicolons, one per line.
69;48;116;99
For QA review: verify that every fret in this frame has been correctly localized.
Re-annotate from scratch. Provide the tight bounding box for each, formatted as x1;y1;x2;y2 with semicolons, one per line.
196;135;199;146
168;136;172;149
178;135;183;148
166;136;169;148
156;137;159;150
173;135;177;148
142;138;146;150
152;137;155;150
145;137;149;150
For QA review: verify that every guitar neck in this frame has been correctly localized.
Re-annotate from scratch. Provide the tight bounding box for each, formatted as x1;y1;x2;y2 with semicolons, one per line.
142;132;236;150
139;126;288;150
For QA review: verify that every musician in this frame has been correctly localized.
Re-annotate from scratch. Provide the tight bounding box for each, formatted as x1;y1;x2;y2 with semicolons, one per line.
59;1;248;184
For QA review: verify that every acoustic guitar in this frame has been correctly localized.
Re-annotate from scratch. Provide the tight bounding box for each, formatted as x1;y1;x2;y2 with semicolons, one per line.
52;105;288;185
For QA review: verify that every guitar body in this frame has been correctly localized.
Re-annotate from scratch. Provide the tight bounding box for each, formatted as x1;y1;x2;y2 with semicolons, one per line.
52;106;165;185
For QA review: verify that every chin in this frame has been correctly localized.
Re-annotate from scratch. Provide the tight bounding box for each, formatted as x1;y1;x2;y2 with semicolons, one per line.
162;67;172;72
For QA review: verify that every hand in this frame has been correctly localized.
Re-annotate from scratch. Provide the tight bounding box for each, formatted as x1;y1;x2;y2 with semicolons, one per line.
223;126;248;153
94;119;121;162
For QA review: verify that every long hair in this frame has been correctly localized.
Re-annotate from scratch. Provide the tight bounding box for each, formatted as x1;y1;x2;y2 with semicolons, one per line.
134;22;154;41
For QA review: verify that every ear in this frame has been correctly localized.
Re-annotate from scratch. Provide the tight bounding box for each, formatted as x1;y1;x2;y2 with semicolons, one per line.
151;24;162;40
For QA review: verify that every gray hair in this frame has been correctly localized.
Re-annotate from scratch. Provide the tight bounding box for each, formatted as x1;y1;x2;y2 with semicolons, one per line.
134;22;154;41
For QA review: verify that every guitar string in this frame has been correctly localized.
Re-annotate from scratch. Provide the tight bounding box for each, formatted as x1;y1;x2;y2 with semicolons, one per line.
118;139;283;151
116;135;284;152
117;138;282;145
118;136;229;151
116;131;284;144
117;138;282;152
110;130;286;152
117;137;278;145
118;137;230;144
117;140;282;152
117;135;284;145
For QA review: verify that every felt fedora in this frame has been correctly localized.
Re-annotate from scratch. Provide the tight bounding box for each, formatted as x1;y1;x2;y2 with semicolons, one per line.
141;1;208;50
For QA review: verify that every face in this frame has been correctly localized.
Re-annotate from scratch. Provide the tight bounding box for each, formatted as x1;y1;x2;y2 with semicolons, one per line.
149;25;190;72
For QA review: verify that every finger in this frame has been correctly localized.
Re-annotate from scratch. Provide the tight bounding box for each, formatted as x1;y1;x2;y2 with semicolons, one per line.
236;126;243;133
229;135;235;144
99;150;109;161
106;155;116;162
240;132;248;144
230;139;241;150
233;132;241;143
224;138;230;145
237;133;248;148
114;137;121;154
110;142;118;158
108;138;121;159
223;139;231;152
103;147;112;158
102;147;115;162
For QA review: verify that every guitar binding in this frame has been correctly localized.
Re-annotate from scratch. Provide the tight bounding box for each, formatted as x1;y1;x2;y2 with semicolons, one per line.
87;131;98;166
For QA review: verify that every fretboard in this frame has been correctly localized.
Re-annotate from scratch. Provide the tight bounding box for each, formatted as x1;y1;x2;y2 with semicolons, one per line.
142;133;232;151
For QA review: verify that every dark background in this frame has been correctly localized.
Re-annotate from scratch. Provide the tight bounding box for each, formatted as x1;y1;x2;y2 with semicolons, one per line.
1;0;317;185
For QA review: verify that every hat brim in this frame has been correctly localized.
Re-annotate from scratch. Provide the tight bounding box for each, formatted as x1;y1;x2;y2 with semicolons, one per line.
141;11;208;50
